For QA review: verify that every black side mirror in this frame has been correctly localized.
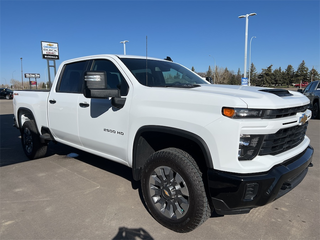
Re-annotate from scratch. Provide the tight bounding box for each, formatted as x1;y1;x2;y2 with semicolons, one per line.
206;77;213;83
297;88;303;93
83;71;120;98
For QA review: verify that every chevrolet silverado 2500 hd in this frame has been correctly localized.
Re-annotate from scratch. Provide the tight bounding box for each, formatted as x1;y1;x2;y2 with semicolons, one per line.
13;55;314;233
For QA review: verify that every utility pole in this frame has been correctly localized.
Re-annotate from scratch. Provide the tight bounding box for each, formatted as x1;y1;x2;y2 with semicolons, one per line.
20;57;23;88
238;13;256;80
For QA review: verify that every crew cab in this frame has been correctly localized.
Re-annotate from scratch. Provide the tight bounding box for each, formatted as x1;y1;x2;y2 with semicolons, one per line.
13;55;314;232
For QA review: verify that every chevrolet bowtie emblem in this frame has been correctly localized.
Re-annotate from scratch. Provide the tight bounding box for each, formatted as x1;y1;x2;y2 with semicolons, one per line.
299;114;308;125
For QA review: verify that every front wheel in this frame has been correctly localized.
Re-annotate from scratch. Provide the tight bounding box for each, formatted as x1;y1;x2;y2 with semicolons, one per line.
5;95;10;100
21;120;47;159
141;148;211;233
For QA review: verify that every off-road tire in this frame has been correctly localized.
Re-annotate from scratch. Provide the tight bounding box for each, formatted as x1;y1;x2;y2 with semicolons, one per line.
21;120;47;159
141;148;211;233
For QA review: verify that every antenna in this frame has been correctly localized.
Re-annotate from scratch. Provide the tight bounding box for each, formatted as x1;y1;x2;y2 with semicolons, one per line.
146;36;148;86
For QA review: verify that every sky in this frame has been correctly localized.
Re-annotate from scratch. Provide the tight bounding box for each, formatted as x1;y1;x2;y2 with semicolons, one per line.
0;0;319;86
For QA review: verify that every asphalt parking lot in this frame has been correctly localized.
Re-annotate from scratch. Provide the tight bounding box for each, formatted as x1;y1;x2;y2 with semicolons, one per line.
0;99;319;240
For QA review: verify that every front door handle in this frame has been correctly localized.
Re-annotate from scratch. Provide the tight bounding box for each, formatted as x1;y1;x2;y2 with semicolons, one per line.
79;102;90;108
49;99;56;104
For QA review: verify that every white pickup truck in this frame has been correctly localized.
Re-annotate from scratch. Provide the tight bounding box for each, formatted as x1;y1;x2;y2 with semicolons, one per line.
13;54;314;232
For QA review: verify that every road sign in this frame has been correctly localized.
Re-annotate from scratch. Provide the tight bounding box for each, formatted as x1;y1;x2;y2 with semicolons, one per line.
241;77;248;86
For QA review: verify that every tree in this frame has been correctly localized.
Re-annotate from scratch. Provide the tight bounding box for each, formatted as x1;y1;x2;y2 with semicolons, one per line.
273;67;282;86
260;65;273;86
191;66;195;72
283;65;295;87
249;63;257;86
309;67;320;81
236;68;242;85
10;79;23;89
206;66;213;78
295;60;309;83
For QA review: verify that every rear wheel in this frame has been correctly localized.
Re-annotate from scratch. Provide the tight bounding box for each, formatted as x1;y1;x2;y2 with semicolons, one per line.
21;120;47;159
141;148;211;233
5;94;10;99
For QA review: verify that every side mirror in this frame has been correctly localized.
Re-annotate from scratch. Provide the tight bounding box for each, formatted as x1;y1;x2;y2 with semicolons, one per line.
297;88;303;93
83;71;120;98
206;77;213;83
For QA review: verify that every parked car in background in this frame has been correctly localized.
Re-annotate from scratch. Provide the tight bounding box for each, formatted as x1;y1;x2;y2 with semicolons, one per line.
0;88;13;99
298;80;320;119
294;82;309;88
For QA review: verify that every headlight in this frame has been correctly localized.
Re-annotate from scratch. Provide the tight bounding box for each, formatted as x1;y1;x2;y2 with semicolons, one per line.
222;107;264;118
238;134;264;160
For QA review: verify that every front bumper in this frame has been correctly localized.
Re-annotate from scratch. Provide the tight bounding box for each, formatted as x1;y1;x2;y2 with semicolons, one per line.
207;145;314;215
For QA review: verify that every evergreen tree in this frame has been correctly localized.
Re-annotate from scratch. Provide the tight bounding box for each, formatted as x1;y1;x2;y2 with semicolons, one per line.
249;63;257;86
309;67;320;81
295;60;309;83
206;66;213;78
261;65;273;86
236;68;241;85
284;65;295;87
273;67;282;86
191;66;195;72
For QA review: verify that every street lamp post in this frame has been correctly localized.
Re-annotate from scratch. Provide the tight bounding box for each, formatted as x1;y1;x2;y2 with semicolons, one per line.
238;13;256;80
209;55;216;84
248;36;256;86
120;40;129;55
20;58;23;88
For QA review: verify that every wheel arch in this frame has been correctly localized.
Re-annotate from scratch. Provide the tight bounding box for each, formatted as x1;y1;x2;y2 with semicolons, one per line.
132;125;213;181
17;108;37;131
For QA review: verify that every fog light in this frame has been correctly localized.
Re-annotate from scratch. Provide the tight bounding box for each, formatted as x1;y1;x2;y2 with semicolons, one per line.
238;134;264;160
243;183;259;201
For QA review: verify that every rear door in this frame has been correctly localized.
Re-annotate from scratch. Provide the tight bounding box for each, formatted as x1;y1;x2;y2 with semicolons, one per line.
48;60;90;147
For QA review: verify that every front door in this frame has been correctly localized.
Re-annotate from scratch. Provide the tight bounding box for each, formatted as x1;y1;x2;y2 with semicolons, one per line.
78;58;131;164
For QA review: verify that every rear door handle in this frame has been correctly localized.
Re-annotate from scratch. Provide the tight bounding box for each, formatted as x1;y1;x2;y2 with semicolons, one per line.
49;100;56;104
79;102;90;108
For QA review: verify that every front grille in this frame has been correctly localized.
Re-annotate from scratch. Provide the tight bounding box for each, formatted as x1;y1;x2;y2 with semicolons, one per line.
259;122;308;156
262;104;309;119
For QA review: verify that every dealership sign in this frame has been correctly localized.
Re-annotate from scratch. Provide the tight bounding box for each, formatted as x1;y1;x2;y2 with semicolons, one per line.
241;77;248;86
41;41;59;60
25;73;40;78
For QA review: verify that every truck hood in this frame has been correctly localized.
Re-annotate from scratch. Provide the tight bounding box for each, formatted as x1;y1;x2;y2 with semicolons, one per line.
192;84;310;109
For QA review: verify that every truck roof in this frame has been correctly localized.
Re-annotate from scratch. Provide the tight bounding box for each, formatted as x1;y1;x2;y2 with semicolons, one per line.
61;54;168;65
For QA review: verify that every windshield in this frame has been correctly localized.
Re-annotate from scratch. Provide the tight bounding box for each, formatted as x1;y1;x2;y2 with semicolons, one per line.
120;58;208;87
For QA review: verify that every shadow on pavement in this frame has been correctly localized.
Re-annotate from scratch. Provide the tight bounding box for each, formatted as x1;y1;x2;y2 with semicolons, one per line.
112;227;154;240
0;114;29;166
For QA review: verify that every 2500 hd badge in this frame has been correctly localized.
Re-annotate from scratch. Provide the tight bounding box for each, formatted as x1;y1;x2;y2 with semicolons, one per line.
104;128;125;135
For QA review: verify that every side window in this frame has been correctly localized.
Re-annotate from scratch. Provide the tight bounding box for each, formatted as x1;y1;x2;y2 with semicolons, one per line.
91;59;129;96
58;61;89;93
